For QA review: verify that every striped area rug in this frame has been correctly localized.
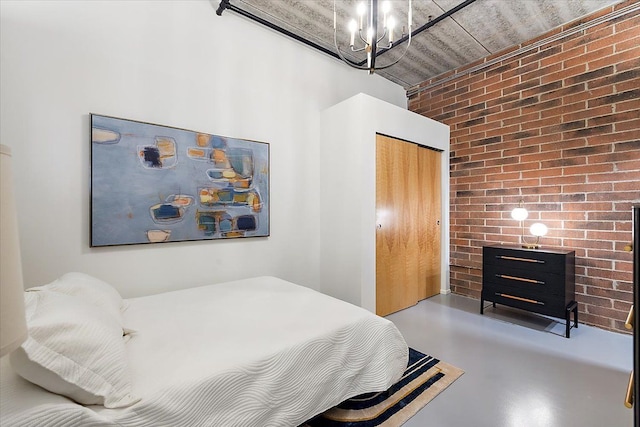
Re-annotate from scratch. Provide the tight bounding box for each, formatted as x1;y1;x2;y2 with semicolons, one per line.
302;348;463;427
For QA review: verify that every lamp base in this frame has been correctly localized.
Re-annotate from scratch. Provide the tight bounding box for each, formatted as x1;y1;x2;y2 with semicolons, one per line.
522;243;540;249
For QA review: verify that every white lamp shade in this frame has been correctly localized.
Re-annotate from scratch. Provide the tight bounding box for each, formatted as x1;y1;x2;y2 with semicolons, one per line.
530;222;548;237
511;207;528;221
1;144;28;357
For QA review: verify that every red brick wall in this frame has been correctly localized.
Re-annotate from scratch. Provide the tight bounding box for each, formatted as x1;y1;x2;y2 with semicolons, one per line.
408;0;640;333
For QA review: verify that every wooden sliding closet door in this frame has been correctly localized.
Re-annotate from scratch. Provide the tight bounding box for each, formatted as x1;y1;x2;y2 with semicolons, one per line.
376;135;420;316
417;147;441;300
376;134;441;316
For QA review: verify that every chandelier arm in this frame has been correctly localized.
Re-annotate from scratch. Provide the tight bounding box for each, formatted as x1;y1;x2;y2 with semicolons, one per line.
354;29;410;67
334;30;372;70
375;28;388;44
364;29;412;71
333;0;370;70
357;29;368;45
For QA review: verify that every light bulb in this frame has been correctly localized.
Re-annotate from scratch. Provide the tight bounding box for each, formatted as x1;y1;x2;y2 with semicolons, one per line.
357;2;366;29
388;16;396;30
511;207;528;221
381;1;391;14
348;19;357;46
530;223;548;237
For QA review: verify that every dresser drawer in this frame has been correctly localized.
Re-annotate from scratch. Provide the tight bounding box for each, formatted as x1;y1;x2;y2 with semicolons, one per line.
484;246;569;275
482;284;567;318
483;263;566;296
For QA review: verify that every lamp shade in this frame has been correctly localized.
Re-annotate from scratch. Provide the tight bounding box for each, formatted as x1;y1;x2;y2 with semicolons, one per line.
530;222;549;237
511;207;528;221
0;144;27;357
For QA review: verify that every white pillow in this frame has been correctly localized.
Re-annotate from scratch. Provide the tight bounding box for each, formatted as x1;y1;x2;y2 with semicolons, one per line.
28;272;126;323
10;290;139;408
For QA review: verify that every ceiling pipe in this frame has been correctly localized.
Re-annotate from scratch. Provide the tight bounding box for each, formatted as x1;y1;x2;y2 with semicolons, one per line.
215;0;341;60
215;0;229;16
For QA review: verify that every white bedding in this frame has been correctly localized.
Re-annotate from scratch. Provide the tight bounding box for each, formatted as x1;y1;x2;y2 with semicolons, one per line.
1;276;408;426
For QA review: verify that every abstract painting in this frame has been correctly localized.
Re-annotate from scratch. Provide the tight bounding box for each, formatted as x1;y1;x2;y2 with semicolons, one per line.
90;114;269;247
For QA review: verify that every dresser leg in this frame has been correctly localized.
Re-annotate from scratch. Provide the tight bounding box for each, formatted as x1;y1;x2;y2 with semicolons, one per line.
565;301;578;338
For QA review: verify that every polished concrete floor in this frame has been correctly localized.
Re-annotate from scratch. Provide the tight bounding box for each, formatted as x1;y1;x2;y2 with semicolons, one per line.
386;294;634;427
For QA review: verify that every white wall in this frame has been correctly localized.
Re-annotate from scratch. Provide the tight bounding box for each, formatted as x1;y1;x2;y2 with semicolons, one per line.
320;94;450;313
0;0;406;297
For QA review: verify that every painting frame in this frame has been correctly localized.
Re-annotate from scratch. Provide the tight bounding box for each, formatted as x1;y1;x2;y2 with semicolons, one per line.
90;114;270;247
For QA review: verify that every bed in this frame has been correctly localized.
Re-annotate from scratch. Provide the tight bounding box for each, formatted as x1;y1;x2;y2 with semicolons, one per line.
0;274;408;426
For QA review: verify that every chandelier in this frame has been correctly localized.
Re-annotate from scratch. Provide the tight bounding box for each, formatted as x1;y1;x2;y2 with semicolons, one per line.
333;0;413;74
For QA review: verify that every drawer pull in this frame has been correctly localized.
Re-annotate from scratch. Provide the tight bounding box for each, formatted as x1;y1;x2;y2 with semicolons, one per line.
497;255;545;264
625;371;634;408
625;305;634;330
496;274;544;285
496;293;544;305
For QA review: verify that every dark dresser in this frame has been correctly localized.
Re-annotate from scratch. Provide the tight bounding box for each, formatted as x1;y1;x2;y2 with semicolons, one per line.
481;245;577;338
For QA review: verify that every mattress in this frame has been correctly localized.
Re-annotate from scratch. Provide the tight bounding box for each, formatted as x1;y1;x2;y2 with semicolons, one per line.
1;276;408;426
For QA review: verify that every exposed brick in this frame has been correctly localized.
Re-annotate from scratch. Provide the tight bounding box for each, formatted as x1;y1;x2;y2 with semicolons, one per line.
563;85;614;105
589;68;640;89
540;82;587;101
616;98;640;113
613;117;640;132
503;78;542;95
522;81;563;98
504;95;539;110
521;63;563;82
588;211;629;221
412;5;639;334
565;46;613;69
588;89;640;108
581;294;613;308
589;151;640;165
588;191;640;202
541;64;587;85
565;65;614;85
564;124;613;139
563;145;611;157
521;45;563;66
